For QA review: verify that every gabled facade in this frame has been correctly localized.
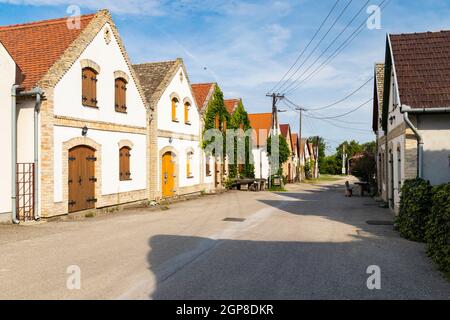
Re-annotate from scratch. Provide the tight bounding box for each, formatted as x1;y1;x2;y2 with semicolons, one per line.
0;10;150;222
191;82;230;189
248;113;275;180
291;133;300;182
375;30;450;213
134;59;210;199
280;124;295;183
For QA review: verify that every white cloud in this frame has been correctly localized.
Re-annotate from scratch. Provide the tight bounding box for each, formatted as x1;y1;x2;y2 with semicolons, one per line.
0;0;164;15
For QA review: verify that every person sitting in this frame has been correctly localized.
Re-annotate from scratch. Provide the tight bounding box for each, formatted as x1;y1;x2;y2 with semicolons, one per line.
345;181;353;197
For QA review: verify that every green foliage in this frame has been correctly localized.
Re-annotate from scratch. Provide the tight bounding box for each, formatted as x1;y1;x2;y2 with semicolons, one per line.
396;179;433;242
426;183;450;278
321;155;341;175
228;100;255;179
267;134;291;167
304;159;312;179
351;152;376;184
202;86;230;153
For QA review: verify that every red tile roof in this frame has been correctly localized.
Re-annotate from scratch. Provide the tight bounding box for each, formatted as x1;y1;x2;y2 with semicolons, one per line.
248;113;272;146
191;83;215;111
0;13;95;90
279;124;290;139
390;30;450;109
224;99;240;114
291;133;299;155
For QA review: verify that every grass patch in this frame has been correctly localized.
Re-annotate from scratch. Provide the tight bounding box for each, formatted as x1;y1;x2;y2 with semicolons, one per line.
303;175;343;184
268;186;287;192
85;212;96;218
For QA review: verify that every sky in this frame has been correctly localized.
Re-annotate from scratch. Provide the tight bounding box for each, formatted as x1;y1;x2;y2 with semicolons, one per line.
1;0;449;154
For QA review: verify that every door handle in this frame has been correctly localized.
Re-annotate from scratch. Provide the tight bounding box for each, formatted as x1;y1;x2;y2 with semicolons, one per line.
164;172;168;184
78;176;82;185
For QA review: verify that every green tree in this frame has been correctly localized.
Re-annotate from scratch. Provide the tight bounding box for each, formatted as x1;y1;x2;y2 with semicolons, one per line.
229;101;254;178
267;134;291;176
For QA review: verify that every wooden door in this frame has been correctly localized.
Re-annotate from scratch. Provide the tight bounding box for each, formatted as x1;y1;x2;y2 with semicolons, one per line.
162;152;174;198
68;146;96;213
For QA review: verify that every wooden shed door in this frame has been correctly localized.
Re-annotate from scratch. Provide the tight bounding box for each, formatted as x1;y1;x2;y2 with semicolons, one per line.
162;152;174;198
68;146;96;213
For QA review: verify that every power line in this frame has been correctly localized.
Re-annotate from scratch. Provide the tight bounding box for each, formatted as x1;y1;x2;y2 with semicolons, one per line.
269;0;341;94
285;0;391;94
306;98;373;120
276;0;354;93
282;0;371;94
310;116;374;133
298;76;374;111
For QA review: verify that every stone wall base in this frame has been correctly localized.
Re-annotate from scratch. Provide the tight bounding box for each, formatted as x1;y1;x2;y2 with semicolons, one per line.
0;212;11;224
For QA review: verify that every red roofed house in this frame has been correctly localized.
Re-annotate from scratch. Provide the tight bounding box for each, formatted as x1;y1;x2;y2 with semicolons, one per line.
280;124;295;183
376;30;450;213
224;99;240;115
191;82;228;189
248;113;278;179
0;10;150;223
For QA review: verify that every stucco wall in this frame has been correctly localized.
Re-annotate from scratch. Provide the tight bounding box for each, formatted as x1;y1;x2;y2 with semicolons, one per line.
418;114;450;185
252;147;269;179
0;42;16;222
54;126;146;202
53;23;146;128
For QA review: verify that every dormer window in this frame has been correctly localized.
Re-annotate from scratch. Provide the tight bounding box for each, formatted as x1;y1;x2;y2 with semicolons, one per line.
82;67;98;108
115;77;127;113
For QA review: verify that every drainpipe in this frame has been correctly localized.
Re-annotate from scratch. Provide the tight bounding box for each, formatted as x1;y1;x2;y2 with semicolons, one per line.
400;106;424;179
11;86;43;224
11;85;20;224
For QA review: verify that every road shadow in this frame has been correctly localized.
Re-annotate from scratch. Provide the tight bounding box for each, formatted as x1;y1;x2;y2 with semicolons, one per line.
146;234;450;300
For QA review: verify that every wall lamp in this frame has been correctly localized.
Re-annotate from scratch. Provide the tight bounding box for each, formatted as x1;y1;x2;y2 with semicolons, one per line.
82;126;88;137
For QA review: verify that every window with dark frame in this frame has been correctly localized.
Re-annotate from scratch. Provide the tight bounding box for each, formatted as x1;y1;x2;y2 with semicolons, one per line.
206;156;211;176
119;146;132;181
115;78;127;113
82;67;98;108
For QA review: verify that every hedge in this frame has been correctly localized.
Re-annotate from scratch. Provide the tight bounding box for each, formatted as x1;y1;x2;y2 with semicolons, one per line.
396;178;433;242
426;183;450;279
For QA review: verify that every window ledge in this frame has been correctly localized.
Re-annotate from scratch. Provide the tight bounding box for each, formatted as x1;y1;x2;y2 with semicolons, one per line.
120;178;132;181
187;176;194;179
83;104;99;109
172;119;179;123
185;122;192;125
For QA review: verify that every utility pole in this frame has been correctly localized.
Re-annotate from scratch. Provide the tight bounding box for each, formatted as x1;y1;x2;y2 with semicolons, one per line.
315;136;320;179
266;93;284;135
295;107;306;181
266;93;284;188
342;144;347;175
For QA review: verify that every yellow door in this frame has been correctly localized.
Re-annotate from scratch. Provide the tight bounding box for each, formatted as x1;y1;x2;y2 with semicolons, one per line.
162;152;174;198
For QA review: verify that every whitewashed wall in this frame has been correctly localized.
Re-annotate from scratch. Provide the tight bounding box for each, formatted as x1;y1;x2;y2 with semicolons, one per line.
52;23;148;204
54;23;146;128
54;126;147;202
157;137;201;189
156;65;203;193
252;147;269;179
157;66;200;136
0;43;16;220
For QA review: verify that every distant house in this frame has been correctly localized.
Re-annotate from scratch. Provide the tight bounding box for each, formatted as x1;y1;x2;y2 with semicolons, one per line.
248;113;275;180
291;133;300;182
280;124;295;183
373;30;450;213
134;58;209;199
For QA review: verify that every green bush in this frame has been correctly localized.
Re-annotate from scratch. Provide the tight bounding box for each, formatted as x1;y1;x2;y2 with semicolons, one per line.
426;183;450;278
396;178;433;242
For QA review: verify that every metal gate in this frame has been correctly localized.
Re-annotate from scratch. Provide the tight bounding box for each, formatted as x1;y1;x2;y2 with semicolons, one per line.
16;163;35;221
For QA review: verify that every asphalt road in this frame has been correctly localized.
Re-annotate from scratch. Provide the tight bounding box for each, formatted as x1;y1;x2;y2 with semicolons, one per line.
1;178;449;299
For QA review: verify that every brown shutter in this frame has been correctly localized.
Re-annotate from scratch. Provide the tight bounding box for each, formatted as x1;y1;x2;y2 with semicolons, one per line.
115;79;119;111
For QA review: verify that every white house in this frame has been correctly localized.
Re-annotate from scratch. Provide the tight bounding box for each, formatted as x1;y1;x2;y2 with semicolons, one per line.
374;30;450;213
248;112;278;180
134;59;210;199
0;10;150;222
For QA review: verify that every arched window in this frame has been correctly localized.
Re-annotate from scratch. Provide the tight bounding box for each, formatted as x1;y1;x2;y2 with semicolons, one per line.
82;67;98;108
186;151;194;178
119;146;132;181
184;102;190;124
115;78;127;113
172;98;179;122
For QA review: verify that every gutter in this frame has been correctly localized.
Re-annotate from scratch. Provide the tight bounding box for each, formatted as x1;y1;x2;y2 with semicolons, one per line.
11;86;43;223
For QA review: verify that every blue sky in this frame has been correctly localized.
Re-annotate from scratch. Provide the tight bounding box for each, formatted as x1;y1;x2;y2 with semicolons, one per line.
1;0;449;154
